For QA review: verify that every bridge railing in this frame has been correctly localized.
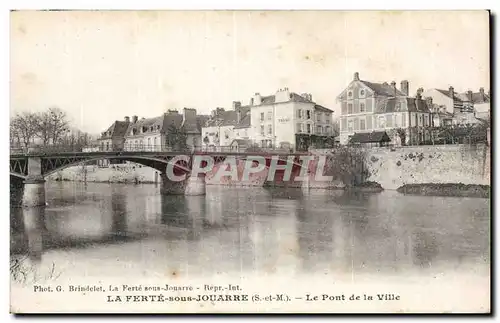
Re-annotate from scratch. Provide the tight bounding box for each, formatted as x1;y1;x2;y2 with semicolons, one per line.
10;144;305;155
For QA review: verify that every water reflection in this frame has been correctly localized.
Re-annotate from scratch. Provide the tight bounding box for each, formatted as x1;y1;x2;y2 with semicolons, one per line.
10;182;490;279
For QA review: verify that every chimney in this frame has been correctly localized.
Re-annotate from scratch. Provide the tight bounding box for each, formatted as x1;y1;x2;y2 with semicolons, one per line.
183;108;196;124
250;98;254;106
132;115;138;123
353;72;360;81
391;81;397;96
400;80;409;96
124;116;130;123
237;110;241;123
308;93;313;101
467;90;473;102
232;101;241;110
253;93;262;105
449;86;454;99
480;87;485;100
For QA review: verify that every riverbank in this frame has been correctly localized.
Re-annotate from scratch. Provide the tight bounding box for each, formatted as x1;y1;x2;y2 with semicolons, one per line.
397;183;490;198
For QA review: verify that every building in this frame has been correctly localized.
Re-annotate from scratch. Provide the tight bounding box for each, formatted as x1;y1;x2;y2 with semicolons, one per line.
457;88;491;121
123;113;180;151
107;108;206;152
422;87;487;126
248;88;333;149
337;72;432;146
202;102;251;151
97;117;131;151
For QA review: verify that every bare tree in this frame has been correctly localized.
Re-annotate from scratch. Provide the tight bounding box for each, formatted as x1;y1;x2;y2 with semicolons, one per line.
10;112;39;148
34;110;53;146
47;107;69;145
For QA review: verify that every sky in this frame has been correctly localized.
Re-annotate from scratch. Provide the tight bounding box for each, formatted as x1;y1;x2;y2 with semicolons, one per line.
10;10;490;134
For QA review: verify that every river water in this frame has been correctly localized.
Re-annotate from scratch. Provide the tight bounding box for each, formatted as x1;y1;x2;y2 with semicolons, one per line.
10;182;490;312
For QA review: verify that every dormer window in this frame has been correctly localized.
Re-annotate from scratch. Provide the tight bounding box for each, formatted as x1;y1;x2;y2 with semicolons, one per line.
348;91;353;98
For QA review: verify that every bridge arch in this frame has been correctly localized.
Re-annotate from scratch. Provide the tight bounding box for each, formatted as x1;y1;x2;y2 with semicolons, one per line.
42;155;192;179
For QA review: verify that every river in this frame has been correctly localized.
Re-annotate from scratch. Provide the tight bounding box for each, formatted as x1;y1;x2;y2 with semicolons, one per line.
10;182;491;312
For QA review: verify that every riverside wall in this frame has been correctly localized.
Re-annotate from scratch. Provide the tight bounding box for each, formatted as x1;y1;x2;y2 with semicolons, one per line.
311;144;490;190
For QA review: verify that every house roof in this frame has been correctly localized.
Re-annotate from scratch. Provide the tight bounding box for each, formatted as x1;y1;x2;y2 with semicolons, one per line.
375;97;431;114
457;91;491;104
314;104;334;113
349;131;391;144
125;113;183;137
360;80;406;97
206;106;252;128
256;92;330;107
435;89;464;102
99;120;130;140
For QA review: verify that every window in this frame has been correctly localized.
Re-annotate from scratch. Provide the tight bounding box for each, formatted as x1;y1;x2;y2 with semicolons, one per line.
347;120;354;132
301;123;305;133
260;113;264;122
316;113;321;122
348;91;353;98
360;103;365;112
326;115;331;124
348;103;353;114
316;126;322;134
260;125;264;135
360;89;365;97
379;116;386;128
147;138;151;149
306;124;311;134
360;118;366;130
306;110;311;119
366;116;372;129
298;109;303;119
386;115;393;127
267;111;272;120
341;118;347;131
267;125;272;135
325;126;330;134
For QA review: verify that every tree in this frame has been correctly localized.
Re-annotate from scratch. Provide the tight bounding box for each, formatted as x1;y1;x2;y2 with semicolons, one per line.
47;107;69;145
10;112;39;149
165;124;188;151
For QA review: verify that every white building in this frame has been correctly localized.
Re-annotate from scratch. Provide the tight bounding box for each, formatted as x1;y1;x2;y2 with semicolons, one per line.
202;103;251;151
248;88;333;149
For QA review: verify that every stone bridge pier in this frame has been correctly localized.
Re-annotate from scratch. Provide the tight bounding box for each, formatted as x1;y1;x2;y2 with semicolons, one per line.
22;156;46;208
160;162;206;196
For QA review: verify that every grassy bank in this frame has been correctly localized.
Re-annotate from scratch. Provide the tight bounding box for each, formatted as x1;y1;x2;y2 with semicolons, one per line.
397;183;490;198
